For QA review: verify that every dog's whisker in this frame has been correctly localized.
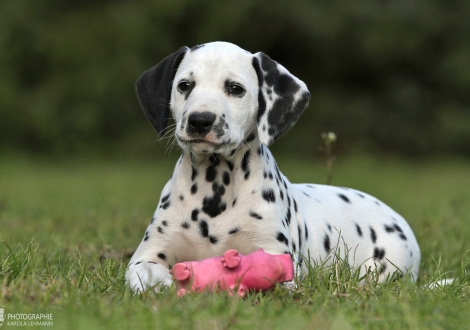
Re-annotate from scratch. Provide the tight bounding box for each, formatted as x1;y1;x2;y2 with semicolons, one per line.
158;127;177;142
165;135;177;154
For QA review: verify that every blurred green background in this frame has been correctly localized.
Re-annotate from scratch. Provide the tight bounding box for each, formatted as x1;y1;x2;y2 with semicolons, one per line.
1;0;470;158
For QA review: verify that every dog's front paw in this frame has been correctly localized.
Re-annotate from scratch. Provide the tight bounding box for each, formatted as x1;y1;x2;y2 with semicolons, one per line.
126;261;173;293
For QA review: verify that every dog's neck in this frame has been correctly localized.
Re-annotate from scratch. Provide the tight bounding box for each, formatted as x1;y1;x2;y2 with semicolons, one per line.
171;137;271;200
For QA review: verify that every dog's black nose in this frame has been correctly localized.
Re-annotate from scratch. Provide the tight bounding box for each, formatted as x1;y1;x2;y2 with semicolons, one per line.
187;112;216;135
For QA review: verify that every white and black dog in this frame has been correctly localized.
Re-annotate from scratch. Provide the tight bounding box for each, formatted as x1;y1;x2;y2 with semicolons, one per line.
126;42;420;292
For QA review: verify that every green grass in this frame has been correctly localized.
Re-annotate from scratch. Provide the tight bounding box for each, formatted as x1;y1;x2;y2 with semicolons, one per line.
1;153;469;329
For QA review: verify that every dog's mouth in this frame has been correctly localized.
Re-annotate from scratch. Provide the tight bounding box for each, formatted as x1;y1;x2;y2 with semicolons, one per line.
176;136;232;150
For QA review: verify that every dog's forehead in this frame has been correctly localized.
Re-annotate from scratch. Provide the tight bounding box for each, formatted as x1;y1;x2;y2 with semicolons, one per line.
176;42;255;81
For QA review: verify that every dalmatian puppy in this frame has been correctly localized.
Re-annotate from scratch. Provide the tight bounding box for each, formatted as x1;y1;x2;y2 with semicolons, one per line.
126;42;420;292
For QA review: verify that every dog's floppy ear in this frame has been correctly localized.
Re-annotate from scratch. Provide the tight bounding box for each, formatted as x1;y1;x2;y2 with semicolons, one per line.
252;52;310;146
136;46;189;137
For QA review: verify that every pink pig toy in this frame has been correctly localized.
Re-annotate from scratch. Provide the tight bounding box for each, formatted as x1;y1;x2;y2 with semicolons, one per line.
169;248;294;297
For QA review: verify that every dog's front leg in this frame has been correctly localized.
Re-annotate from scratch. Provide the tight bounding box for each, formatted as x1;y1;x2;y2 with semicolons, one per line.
126;262;172;293
126;224;173;293
126;240;173;293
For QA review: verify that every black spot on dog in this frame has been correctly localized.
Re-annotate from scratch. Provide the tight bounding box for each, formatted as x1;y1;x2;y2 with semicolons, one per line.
298;225;302;249
180;195;184;201
285;208;292;226
249;211;263;220
230;149;237;157
275;165;281;181
191;183;198;194
302;192;310;197
143;231;150;241
162;220;168;226
379;263;387;274
181;222;190;229
241;150;251;179
157;227;164;234
191;209;199;221
222;171;230;185
191;166;198;181
327;224;332;232
323;234;330;253
226;160;234;171
160;193;171;209
199;220;209;237
157;253;167;260
206;166;217;182
294;199;298;212
304;223;309;240
280;190;284;200
245;131;256;143
241;150;250;170
209;235;219;244
135;261;141;265
373;247;385;260
356;223;363;237
384;224;395;233
232;198;237;207
292;242;297;253
393;224;403;233
228;227;240;234
338;194;350;203
370;227;377;244
399;233;407;241
202;183;227;218
212;182;225;195
212;117;227;139
276;232;289;246
262;189;276;203
258;145;264;156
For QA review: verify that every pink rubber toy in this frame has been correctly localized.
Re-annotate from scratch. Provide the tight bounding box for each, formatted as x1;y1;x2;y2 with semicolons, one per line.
169;248;294;297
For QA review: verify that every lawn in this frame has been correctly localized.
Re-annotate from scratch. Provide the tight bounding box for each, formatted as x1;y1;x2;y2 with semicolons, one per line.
0;153;469;329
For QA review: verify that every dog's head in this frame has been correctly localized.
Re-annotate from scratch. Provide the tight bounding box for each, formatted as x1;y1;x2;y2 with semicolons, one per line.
136;42;310;154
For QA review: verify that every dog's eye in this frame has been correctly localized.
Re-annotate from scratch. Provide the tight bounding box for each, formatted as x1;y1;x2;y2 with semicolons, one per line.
229;84;245;96
177;81;192;93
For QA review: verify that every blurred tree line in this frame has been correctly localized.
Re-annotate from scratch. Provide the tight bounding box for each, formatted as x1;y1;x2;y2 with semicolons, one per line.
1;0;469;158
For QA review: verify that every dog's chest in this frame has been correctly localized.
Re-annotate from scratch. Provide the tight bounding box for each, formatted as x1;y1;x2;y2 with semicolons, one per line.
152;151;285;264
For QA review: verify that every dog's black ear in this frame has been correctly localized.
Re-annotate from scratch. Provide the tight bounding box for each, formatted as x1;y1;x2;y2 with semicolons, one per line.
136;46;189;137
252;52;310;146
